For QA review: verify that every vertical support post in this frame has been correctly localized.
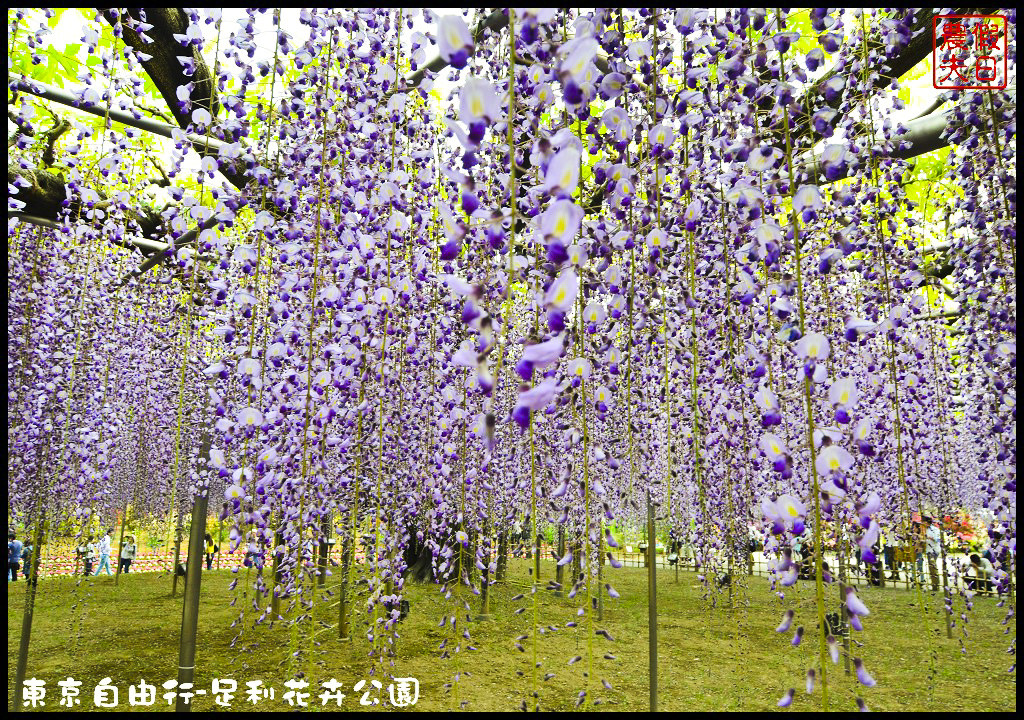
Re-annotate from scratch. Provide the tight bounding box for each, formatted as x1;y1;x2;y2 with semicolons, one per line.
339;531;351;640
939;517;952;639
13;450;47;714
533;525;541;583
317;517;330;588
115;498;129;586
647;494;658;712
496;531;507;583
216;502;227;570
271;522;283;619
554;525;565;596
175;490;209;713
171;523;184;598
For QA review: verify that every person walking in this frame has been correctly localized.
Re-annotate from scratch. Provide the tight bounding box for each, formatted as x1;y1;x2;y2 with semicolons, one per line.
245;529;261;569
77;536;93;576
21;541;33;580
913;521;926;583
9;531;24;582
204;533;215;570
119;535;137;574
924;516;942;592
882;527;899;580
94;529;113;575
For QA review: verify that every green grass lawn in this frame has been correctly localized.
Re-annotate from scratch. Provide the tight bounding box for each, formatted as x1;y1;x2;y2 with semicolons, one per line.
7;559;1016;712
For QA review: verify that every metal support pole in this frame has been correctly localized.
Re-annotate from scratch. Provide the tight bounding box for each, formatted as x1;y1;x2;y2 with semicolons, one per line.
533;527;541;583
554;526;565;596
171;523;184;598
115;497;129;586
13;451;48;714
216;503;226;570
339;531;352;640
175;490;209;713
647;495;658;712
317;517;330;588
597;520;604;621
271;523;283;619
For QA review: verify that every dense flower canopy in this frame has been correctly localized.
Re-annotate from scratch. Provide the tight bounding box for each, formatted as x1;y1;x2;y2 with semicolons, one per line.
7;7;1016;710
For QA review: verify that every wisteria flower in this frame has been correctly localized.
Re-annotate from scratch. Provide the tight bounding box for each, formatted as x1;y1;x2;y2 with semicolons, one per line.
853;658;876;687
459;77;500;126
544;266;579;314
543;146;581;198
853;417;875;456
815;444;855;477
759;434;792;476
512;378;559;429
438;15;473;69
793;184;824;222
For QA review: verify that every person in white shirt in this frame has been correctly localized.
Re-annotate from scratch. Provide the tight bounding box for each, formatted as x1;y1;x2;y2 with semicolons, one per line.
80;536;97;576
923;517;941;592
245;529;261;569
94;530;113;575
968;553;995;594
119;535;137;574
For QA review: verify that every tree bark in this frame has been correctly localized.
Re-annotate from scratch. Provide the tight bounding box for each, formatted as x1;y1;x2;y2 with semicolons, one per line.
787;8;997;145
97;8;249;190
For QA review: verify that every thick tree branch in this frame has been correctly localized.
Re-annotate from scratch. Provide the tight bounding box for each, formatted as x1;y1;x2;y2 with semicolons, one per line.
787;8;997;145
794;108;955;185
98;7;248;190
40;115;71;167
404;10;510;91
8;109;35;138
8;162;165;249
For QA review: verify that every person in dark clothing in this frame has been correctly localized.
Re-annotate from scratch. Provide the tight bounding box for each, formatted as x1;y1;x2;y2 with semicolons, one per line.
9;531;24;582
78;535;95;576
21;542;33;580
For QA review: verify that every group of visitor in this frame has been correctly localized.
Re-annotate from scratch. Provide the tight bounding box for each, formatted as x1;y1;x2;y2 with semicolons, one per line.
73;530;137;575
9;519;1004;590
791;516;1003;595
8;530;32;581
